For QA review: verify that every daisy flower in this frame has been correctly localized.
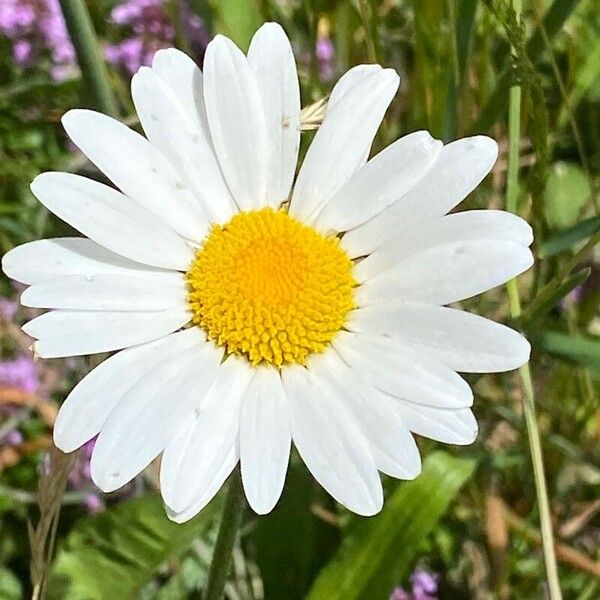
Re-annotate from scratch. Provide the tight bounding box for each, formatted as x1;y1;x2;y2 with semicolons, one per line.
2;23;532;521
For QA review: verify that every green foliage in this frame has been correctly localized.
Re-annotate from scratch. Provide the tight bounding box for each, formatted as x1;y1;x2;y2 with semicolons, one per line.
306;452;476;600
250;461;340;599
209;0;263;51
46;494;220;600
0;567;23;600
545;162;592;230
536;331;600;374
540;217;600;258
521;267;590;325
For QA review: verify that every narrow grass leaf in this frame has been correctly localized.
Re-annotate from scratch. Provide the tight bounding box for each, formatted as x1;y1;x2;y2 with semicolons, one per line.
521;267;590;325
306;452;476;600
539;217;600;259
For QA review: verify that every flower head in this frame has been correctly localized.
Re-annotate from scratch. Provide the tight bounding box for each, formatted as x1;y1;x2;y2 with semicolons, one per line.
2;23;532;521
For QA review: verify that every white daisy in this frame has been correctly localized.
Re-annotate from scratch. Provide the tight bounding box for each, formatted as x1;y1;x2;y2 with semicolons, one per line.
2;23;532;521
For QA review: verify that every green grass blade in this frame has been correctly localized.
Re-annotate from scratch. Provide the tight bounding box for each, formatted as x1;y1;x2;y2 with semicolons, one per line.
539;217;600;259
306;452;476;600
520;267;590;325
535;331;600;373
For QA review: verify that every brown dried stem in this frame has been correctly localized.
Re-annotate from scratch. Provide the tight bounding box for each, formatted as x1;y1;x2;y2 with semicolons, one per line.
29;445;77;600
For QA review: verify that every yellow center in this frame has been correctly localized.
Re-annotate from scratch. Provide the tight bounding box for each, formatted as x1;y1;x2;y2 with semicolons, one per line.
186;208;355;367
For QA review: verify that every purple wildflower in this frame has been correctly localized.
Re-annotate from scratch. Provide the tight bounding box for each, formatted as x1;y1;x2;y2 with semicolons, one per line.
1;429;24;446
105;0;210;75
390;568;439;600
390;587;412;600
0;299;18;321
0;0;76;80
0;355;39;393
84;493;104;513
68;437;105;513
315;16;335;82
411;569;439;600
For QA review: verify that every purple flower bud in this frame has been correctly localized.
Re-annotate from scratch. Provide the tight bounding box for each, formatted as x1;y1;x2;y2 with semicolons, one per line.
411;568;439;600
1;429;24;446
390;586;412;600
84;493;104;514
13;38;33;64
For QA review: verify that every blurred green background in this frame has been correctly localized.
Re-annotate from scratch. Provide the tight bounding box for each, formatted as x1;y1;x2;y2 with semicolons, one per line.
1;0;600;598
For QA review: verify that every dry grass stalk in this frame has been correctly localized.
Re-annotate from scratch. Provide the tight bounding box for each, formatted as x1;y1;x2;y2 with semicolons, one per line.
503;503;600;579
0;387;58;425
29;444;77;600
300;97;328;131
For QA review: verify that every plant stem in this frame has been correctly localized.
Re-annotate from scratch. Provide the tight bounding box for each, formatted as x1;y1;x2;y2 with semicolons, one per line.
204;469;245;600
506;1;561;597
58;0;119;116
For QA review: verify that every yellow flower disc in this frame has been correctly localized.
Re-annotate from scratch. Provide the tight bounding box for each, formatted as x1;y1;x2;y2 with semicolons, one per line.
186;208;355;367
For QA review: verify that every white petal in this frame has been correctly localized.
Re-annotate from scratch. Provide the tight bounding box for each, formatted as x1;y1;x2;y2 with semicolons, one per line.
2;238;171;286
31;173;193;270
132;67;236;224
282;365;383;516
356;240;533;305
354;210;533;280
165;444;238;524
290;66;399;223
386;395;478;445
91;337;222;492
308;351;421;479
343;136;499;257
348;303;530;373
248;23;300;205
333;332;473;409
22;308;190;358
160;355;252;512
21;273;186;311
53;328;203;453
240;367;291;514
203;35;270;211
62;110;208;241
326;64;383;110
315;131;442;232
151;48;206;130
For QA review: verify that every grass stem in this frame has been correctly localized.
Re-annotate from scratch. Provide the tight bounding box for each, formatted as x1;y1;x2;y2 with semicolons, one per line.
506;1;562;597
58;0;119;116
204;469;245;600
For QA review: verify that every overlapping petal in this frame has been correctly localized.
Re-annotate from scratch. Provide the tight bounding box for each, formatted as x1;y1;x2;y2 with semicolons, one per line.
290;65;399;223
248;23;301;206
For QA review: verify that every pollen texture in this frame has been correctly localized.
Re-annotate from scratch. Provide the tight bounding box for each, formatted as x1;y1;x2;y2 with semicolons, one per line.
186;208;355;367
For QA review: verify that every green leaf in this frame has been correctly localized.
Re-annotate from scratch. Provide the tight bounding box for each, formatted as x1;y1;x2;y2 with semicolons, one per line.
539;216;600;258
47;493;220;600
545;161;592;230
520;267;590;325
306;452;476;600
210;0;262;51
536;331;600;373
0;567;22;600
250;461;340;600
